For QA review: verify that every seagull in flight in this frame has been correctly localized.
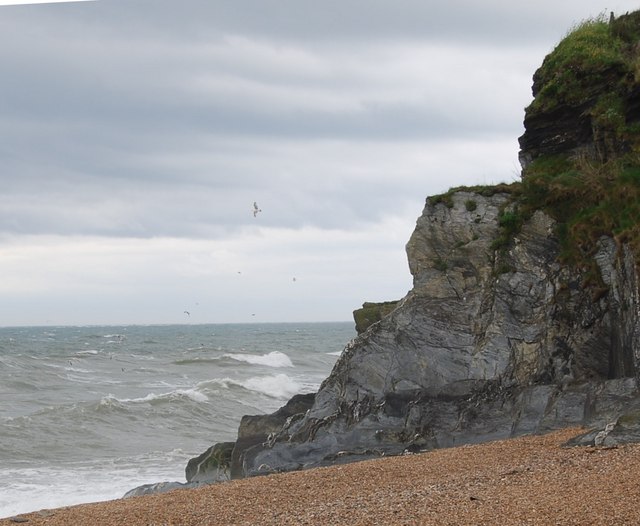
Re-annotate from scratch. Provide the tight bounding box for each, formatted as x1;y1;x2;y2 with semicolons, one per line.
253;201;262;218
184;310;190;317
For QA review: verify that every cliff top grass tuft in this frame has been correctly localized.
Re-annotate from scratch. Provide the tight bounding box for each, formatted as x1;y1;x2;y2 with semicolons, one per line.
528;14;627;114
430;10;640;280
522;154;640;265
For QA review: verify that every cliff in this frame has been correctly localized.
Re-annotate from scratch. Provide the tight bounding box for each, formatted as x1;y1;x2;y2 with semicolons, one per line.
128;12;640;494
224;194;640;478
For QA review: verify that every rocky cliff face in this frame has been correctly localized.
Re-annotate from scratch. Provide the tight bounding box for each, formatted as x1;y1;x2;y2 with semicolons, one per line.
168;11;640;489
219;192;640;479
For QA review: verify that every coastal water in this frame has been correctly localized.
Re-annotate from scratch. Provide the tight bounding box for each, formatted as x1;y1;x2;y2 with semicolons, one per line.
0;322;353;518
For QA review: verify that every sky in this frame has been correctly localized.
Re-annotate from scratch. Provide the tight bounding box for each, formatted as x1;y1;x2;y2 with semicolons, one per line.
1;0;638;327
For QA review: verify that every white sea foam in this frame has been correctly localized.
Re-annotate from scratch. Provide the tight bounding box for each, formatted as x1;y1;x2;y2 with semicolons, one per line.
0;322;354;518
0;452;188;519
102;388;209;406
198;373;303;399
75;350;100;356
240;374;303;399
326;351;342;356
158;389;209;403
224;351;293;368
103;334;126;340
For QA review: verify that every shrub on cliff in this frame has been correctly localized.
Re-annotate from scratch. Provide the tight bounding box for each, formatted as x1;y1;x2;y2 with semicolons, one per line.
516;11;640;273
529;15;626;113
432;11;640;282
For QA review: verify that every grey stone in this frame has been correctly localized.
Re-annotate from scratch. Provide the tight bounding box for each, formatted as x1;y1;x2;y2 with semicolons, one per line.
123;481;203;498
215;190;640;478
185;441;234;483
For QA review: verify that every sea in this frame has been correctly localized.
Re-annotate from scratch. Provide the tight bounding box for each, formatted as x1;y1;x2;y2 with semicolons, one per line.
0;322;354;519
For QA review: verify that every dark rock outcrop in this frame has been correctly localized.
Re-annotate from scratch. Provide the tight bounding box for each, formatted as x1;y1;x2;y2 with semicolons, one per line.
185;441;234;484
230;393;315;479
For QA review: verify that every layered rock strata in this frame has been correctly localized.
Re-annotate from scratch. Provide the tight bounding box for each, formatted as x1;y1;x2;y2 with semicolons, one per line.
187;190;640;482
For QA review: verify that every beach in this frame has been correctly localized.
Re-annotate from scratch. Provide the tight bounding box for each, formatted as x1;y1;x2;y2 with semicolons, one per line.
3;427;640;525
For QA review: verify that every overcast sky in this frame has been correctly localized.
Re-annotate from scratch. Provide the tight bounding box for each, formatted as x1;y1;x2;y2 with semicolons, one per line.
1;0;638;327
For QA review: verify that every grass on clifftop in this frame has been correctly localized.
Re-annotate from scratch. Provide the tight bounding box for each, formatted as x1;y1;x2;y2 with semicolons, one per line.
521;154;640;267
520;11;640;272
530;15;626;113
428;11;640;282
527;12;640;158
428;149;640;280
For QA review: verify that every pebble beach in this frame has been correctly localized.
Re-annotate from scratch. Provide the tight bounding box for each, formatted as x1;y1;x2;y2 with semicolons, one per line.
3;427;640;525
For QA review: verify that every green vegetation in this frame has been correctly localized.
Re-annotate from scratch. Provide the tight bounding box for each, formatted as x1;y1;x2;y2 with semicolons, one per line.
428;151;640;279
530;15;626;114
426;183;518;208
464;199;477;212
524;155;640;262
528;12;640;160
353;301;400;334
510;12;640;278
482;152;640;281
425;12;640;285
490;207;524;252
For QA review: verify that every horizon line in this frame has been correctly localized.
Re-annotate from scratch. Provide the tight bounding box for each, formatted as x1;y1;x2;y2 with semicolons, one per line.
0;320;354;329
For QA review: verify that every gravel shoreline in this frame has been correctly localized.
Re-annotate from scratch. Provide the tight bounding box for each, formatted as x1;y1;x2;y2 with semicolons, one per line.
3;427;640;525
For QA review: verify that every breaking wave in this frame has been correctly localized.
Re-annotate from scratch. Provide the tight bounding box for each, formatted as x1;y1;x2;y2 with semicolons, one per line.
202;373;303;400
100;389;209;407
174;350;293;368
223;351;293;368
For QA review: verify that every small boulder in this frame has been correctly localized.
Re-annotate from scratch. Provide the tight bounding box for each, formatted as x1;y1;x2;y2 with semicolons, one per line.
185;441;235;483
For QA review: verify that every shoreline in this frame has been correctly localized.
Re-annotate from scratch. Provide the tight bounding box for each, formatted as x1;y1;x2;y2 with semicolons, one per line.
3;427;640;525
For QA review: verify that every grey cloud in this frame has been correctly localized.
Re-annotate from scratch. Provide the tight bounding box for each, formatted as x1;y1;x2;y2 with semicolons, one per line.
5;0;638;325
1;0;636;240
66;0;610;45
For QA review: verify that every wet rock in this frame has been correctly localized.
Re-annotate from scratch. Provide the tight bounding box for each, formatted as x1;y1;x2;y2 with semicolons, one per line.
185;441;234;483
229;392;315;478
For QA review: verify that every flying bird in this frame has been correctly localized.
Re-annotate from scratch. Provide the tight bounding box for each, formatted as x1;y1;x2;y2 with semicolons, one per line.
253;201;262;217
184;310;190;316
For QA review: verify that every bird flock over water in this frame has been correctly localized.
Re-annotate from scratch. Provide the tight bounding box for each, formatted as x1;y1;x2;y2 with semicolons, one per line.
182;201;297;321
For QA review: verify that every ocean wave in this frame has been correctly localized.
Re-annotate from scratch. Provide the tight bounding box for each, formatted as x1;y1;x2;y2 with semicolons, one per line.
173;357;222;366
174;351;293;368
101;389;209;407
223;351;293;368
103;334;126;341
200;373;302;400
74;350;100;357
326;351;342;356
98;395;127;411
241;374;303;399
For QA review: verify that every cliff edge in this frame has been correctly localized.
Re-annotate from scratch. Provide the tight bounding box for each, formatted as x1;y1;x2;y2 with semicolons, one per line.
131;12;640;493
